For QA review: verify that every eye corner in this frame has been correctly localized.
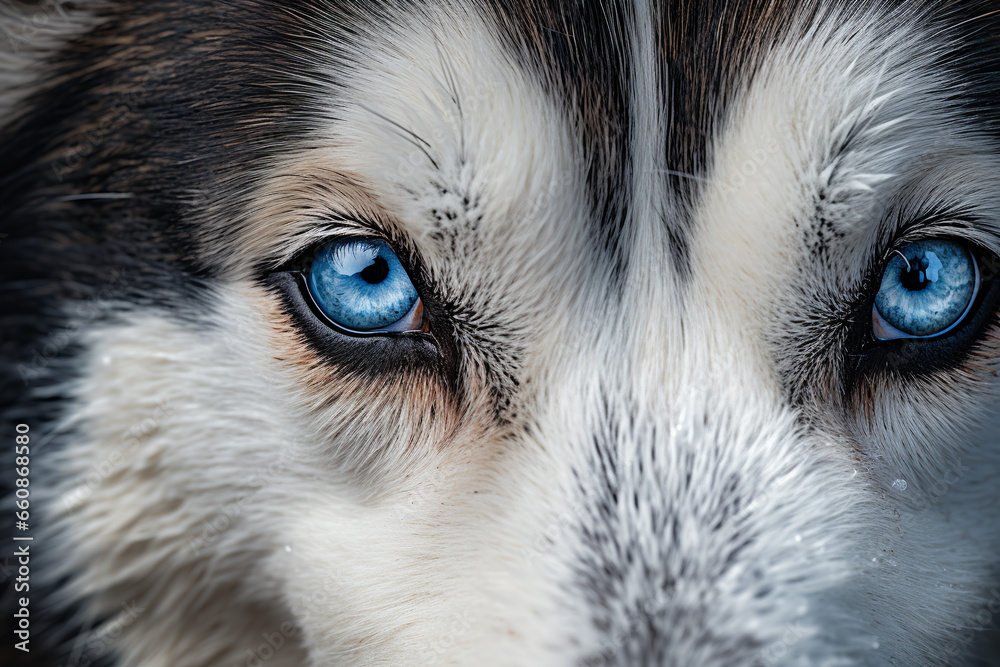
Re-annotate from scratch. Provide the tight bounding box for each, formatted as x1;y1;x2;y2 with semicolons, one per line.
262;269;442;376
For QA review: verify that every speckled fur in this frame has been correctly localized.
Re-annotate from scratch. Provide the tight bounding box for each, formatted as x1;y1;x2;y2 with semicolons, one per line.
3;2;1000;666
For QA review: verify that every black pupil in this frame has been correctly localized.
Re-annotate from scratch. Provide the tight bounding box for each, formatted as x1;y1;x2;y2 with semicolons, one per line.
900;254;931;292
360;257;390;284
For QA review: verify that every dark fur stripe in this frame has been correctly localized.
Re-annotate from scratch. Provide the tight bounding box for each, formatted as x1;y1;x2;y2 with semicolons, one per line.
485;0;637;286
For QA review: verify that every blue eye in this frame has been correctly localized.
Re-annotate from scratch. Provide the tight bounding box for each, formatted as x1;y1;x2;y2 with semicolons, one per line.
305;239;425;333
872;239;980;340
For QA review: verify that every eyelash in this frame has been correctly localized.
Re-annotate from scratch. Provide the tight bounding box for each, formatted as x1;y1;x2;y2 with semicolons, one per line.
269;221;1000;398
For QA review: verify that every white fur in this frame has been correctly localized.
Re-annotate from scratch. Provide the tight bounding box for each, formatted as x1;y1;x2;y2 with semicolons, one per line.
0;0;101;125
32;2;1000;666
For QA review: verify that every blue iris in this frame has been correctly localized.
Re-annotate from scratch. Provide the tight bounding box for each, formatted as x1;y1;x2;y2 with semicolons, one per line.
874;239;978;339
306;239;418;331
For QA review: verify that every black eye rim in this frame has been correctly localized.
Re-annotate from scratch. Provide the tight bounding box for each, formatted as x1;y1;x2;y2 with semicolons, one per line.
290;269;423;337
844;236;1000;388
870;240;982;341
261;234;462;388
867;239;999;344
280;234;434;338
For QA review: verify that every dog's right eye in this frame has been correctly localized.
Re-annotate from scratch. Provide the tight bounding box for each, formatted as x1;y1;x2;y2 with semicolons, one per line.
846;234;1000;387
303;239;429;334
872;239;980;340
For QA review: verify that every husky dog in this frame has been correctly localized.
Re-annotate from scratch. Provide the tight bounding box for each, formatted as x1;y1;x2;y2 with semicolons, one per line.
3;0;1000;665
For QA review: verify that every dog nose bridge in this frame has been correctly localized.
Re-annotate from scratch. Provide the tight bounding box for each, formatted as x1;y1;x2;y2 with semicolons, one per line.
596;245;784;414
553;381;857;666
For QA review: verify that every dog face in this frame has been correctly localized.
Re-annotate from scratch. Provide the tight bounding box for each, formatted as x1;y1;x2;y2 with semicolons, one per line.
3;1;1000;665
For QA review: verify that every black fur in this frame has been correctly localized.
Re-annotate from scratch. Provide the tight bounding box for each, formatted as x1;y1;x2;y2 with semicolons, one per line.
4;1;1000;665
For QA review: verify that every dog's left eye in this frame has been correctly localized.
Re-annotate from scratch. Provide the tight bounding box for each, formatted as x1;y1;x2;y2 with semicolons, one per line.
872;239;980;340
305;238;427;333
